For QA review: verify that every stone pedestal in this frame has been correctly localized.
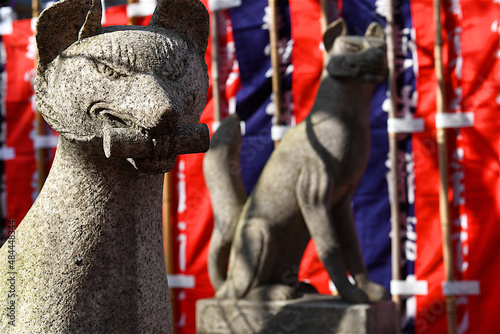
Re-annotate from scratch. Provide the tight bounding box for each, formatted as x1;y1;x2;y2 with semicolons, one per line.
196;294;396;334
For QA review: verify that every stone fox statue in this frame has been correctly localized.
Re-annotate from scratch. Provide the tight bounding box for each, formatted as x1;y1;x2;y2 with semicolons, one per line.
204;19;389;303
0;0;208;332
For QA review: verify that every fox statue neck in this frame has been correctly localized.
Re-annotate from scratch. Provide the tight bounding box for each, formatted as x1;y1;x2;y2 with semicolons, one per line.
310;70;375;125
39;136;164;225
34;136;167;295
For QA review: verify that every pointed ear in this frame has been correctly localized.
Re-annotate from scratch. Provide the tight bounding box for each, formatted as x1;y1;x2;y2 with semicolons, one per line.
365;22;384;40
323;18;347;52
149;0;209;56
36;0;102;72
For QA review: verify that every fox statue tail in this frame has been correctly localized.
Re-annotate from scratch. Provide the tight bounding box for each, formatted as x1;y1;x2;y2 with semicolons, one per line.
203;114;247;290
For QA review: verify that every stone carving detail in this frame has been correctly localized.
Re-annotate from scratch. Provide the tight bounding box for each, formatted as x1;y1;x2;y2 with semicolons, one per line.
204;19;389;303
0;0;209;332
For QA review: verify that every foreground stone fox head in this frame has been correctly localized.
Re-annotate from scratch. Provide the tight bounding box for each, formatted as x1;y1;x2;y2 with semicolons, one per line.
34;0;209;173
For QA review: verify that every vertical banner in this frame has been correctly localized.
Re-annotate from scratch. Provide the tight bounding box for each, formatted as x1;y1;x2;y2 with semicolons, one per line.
412;0;500;333
229;0;292;192
2;19;38;233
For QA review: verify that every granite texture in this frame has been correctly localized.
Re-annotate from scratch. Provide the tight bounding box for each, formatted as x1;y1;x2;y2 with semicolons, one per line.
204;19;389;303
0;0;209;332
196;295;397;334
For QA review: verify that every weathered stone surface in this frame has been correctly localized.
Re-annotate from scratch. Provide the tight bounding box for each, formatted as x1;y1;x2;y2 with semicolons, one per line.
196;295;396;334
204;18;389;304
0;0;209;332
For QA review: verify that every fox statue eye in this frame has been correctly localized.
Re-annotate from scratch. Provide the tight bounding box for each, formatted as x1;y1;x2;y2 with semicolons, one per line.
96;62;124;80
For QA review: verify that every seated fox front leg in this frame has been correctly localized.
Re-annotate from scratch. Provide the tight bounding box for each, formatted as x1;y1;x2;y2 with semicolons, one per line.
332;195;389;302
215;217;274;299
296;164;368;303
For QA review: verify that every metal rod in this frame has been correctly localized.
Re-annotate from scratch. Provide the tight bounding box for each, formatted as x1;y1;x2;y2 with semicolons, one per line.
433;0;457;332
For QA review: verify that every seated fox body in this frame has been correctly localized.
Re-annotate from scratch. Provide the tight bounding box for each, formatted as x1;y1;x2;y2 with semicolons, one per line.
205;19;389;303
0;0;209;332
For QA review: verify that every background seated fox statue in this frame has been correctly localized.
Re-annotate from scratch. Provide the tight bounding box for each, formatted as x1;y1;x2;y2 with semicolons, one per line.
0;0;209;332
204;18;389;303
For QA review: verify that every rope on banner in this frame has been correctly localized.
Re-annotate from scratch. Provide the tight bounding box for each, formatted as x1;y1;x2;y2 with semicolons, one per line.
442;281;480;296
271;124;291;142
390;277;429;296
435;112;474;129
0;7;13;35
34;135;59;149
387;117;425;134
127;0;155;20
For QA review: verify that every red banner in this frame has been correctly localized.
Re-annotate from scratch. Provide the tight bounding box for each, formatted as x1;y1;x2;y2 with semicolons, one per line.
412;0;500;333
2;19;37;229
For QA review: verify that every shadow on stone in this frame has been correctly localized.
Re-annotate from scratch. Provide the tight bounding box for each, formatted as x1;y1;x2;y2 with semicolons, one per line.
197;294;396;334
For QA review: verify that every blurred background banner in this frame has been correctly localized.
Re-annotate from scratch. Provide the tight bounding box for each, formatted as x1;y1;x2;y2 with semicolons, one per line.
0;0;498;333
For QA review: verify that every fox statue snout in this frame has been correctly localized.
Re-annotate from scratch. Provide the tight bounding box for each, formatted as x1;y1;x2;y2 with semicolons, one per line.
103;123;209;172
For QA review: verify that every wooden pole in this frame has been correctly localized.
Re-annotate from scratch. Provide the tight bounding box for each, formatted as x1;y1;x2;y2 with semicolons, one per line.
128;0;136;25
385;0;402;332
320;0;330;62
162;172;176;333
320;0;329;35
210;10;222;127
32;0;47;192
433;0;457;333
268;0;283;146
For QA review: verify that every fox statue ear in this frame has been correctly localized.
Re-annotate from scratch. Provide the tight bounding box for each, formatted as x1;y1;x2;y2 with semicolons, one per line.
323;18;347;53
149;0;209;56
36;0;102;72
365;22;385;40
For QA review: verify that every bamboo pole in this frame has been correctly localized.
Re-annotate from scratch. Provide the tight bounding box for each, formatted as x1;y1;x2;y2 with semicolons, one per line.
268;0;283;146
433;0;457;333
32;0;47;192
320;0;329;36
128;0;136;25
210;10;222;127
385;1;402;332
320;0;329;62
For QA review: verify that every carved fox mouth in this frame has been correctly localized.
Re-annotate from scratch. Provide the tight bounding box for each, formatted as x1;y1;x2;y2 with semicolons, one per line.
102;122;209;174
90;101;209;173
